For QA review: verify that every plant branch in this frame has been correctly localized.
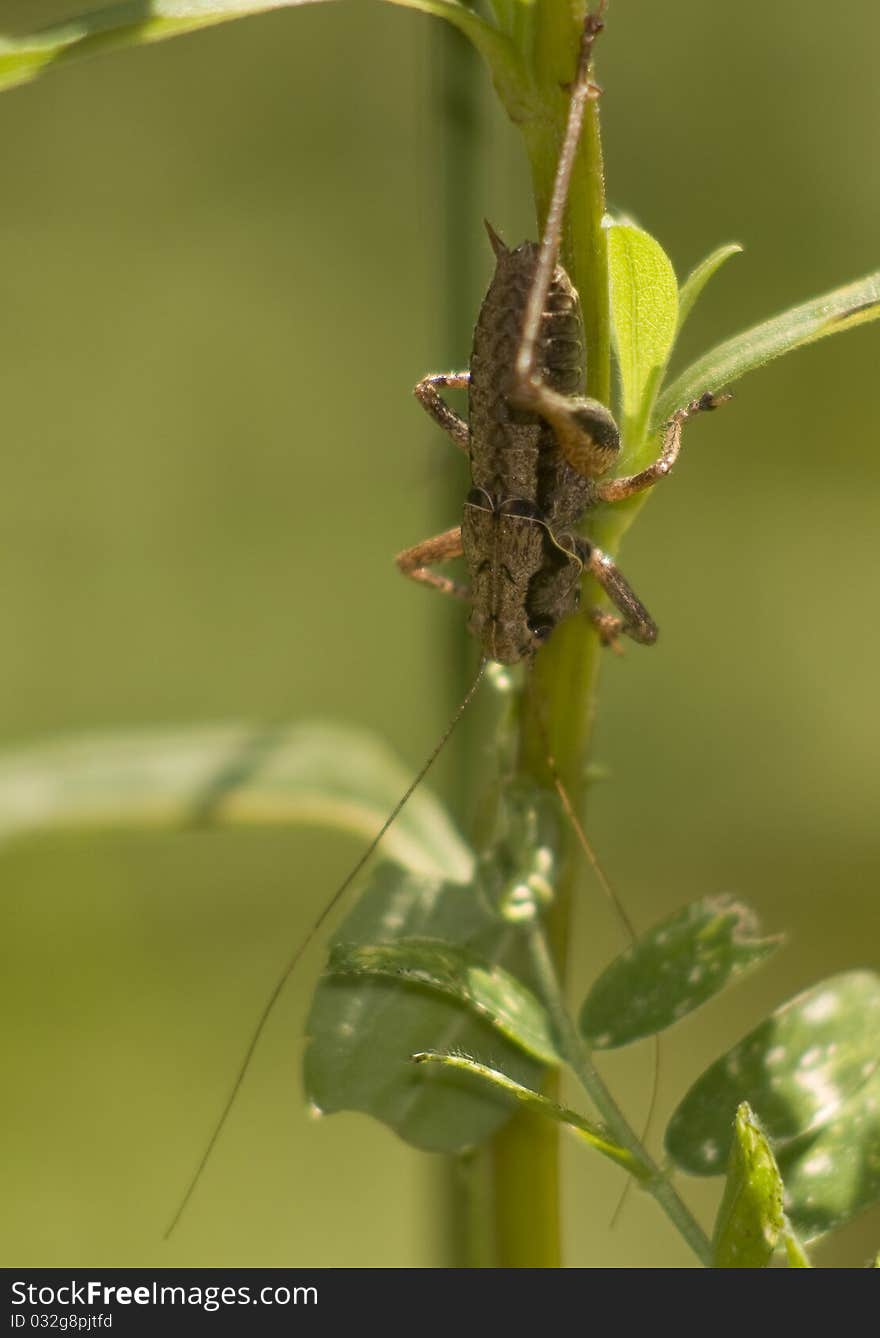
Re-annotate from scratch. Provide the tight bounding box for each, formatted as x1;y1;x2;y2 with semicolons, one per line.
526;917;714;1265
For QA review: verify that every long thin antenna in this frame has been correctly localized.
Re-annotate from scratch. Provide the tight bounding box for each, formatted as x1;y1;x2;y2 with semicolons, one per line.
165;657;487;1238
514;3;606;396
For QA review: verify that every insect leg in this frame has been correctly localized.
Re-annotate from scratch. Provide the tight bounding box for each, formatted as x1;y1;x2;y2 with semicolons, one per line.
395;525;469;601
575;540;658;645
414;372;470;452
513;11;605;400
597;392;728;503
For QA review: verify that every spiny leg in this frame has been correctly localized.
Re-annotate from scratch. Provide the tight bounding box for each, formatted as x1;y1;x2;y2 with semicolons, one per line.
573;539;658;646
506;8;622;484
395;525;469;601
597;392;728;503
414;372;470;452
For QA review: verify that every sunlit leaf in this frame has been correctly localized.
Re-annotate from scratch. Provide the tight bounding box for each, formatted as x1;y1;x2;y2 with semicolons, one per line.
413;1052;643;1177
654;270;880;425
779;1065;880;1241
0;0;536;123
325;938;560;1065
712;1103;785;1268
580;895;780;1049
666;971;880;1176
0;723;473;883
606;218;679;439
676;242;743;334
0;0;335;94
304;864;547;1152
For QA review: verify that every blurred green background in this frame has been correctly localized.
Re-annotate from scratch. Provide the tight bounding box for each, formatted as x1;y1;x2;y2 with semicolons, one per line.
1;0;878;1267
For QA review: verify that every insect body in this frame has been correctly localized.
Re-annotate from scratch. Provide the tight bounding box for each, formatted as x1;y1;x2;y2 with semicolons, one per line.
396;23;718;662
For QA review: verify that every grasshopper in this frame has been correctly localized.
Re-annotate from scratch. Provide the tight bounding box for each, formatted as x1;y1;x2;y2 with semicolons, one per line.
168;7;721;1234
398;13;718;660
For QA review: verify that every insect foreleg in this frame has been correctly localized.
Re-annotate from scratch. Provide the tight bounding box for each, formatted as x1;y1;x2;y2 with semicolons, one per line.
395;525;469;601
597;392;728;503
414;372;470;452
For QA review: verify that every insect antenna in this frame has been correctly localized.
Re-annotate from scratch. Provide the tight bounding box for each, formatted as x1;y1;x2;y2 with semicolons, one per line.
165;656;487;1238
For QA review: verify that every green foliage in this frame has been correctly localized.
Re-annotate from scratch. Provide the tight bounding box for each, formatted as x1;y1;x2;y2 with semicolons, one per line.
0;0;334;93
606;218;679;447
324;937;560;1065
712;1104;786;1268
779;1066;880;1241
655;269;880;429
303;863;547;1152
666;972;880;1176
0;723;472;882
413;1052;642;1178
580;895;781;1049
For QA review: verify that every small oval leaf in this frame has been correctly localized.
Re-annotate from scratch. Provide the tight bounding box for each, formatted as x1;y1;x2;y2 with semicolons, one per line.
779;1065;880;1241
712;1103;785;1268
304;864;547;1153
325;938;560;1065
580;895;781;1049
666;971;880;1176
606;219;679;437
0;722;473;883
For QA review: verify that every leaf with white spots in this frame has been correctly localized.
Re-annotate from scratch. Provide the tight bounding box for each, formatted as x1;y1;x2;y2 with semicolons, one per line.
665;971;880;1176
323;938;561;1065
579;895;781;1049
712;1103;785;1268
779;1065;880;1241
304;864;547;1152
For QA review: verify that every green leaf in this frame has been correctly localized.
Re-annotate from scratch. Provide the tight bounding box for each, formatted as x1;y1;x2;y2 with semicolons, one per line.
0;0;537;126
0;723;473;883
413;1052;644;1178
666;971;880;1176
654;269;880;426
676;243;743;335
325;938;560;1065
580;895;781;1049
606;218;679;442
304;864;547;1152
712;1103;785;1268
0;0;335;94
779;1065;880;1241
781;1227;813;1268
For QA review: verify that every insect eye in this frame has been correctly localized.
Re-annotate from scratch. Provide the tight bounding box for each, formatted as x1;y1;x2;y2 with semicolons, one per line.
528;621;554;643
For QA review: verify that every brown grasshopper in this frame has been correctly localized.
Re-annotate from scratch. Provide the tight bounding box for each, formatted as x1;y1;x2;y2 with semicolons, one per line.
397;14;717;660
167;9;721;1235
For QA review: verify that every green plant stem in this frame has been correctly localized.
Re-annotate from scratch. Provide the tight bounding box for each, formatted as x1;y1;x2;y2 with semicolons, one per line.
489;0;612;1268
526;918;714;1266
